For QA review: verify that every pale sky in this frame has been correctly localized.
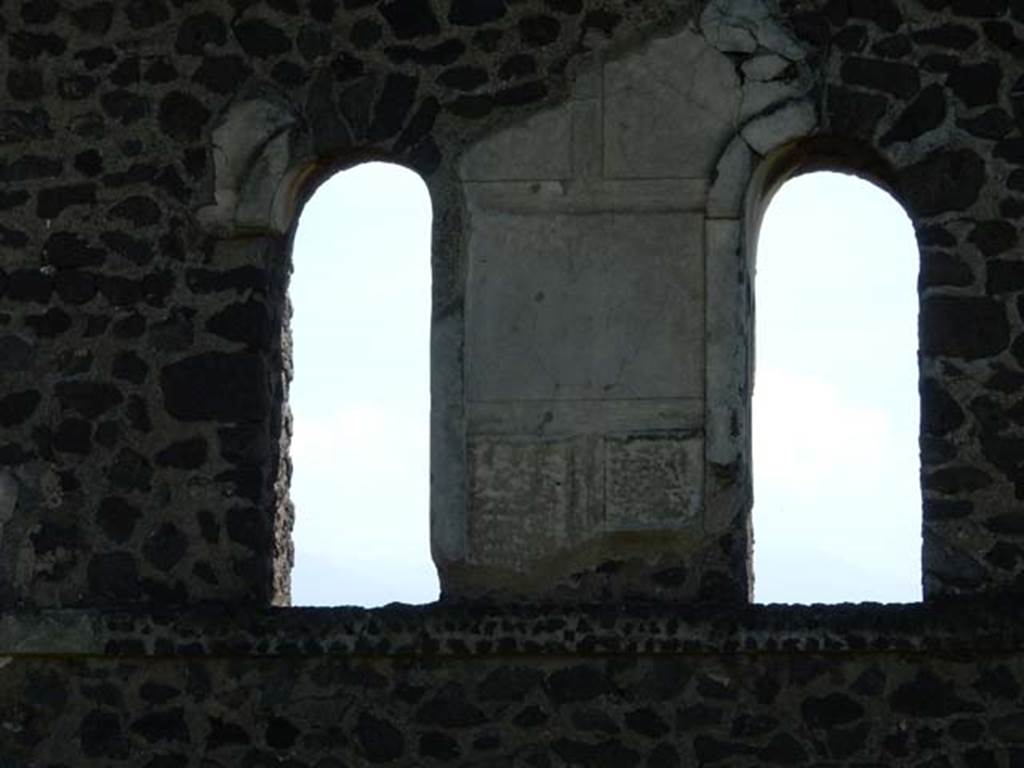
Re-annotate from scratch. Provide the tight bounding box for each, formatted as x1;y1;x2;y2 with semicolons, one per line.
289;164;921;607
289;163;437;607
751;171;921;604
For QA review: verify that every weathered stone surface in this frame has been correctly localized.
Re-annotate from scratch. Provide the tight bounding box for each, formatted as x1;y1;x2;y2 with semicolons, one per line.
43;232;105;268
981;434;1024;481
708;137;754;217
368;73;418;140
206;300;271;349
109;447;153;492
604;29;739;179
924;499;973;521
466;212;703;401
701;0;805;58
921;378;964;436
0;334;34;371
158;92;210;142
142;523;188;571
467;111;569;180
54;419;91;454
355;712;405;762
233;18;292;57
518;15;560;46
881;85;946;146
743;54;790;81
920;297;1009;360
987;261;1024;294
54;381;122;419
193;55;252;94
96;497;141;544
161;353;270;423
37;183;96;218
109;196;161;227
801;692;864;728
924;466;994;494
919;249;973;289
841;56;920;98
605;436;702;530
87;552;140;601
0;391;41;427
26;307;72;337
381;0;439;40
970;221;1018;257
477;666;543;701
913;23;978;50
960;108;1014;139
155;437;208;469
467;437;578;570
175;12;227;54
452;0;507;25
741;100;815;155
891;670;981;717
897;150;985;217
947;61;1002;108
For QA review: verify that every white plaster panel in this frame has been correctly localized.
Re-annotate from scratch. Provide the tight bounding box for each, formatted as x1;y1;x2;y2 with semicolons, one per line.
466;211;705;401
459;107;572;181
603;29;740;179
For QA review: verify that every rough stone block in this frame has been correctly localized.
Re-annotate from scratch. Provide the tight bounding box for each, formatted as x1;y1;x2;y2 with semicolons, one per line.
742;54;790;81
740;99;816;156
740;78;810;123
708;137;754;218
161;352;270;422
605;435;703;529
467;436;599;569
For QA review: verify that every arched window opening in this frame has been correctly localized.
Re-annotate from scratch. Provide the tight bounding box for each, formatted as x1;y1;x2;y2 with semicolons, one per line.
288;162;438;607
752;171;922;604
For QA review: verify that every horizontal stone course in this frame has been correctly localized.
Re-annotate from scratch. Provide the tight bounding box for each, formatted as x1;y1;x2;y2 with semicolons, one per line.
3;601;1024;658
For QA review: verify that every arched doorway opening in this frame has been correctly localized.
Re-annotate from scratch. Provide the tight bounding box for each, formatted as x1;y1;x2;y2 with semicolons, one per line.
752;171;922;604
288;162;438;606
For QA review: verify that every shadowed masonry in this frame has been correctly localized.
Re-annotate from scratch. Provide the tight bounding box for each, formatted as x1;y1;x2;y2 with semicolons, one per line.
0;0;1022;763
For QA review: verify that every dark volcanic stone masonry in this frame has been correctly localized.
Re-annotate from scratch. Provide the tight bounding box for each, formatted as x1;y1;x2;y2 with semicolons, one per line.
2;601;1024;766
1;0;1024;763
0;0;1019;606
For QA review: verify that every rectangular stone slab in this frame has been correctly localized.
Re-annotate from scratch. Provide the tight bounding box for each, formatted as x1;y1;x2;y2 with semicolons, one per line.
466;211;705;402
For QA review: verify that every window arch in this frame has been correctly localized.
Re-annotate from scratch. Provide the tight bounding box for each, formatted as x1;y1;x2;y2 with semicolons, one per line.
287;162;438;607
750;169;922;604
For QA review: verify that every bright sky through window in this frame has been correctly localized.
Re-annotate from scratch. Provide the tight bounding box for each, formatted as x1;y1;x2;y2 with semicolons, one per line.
288;162;438;607
752;171;922;604
287;165;921;606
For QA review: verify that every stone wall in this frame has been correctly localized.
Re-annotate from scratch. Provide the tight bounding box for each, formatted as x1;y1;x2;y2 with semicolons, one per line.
0;0;1021;606
5;602;1024;765
2;0;1024;763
